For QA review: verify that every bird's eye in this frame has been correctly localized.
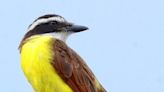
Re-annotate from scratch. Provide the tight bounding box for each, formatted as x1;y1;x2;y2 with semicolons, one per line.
50;21;58;25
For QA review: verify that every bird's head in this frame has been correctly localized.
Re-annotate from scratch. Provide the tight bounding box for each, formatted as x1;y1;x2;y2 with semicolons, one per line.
24;14;88;42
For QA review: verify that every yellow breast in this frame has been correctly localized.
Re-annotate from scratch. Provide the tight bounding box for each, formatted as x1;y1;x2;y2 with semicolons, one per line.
20;35;73;92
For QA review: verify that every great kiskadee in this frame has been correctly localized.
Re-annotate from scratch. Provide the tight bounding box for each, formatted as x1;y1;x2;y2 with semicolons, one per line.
19;14;106;92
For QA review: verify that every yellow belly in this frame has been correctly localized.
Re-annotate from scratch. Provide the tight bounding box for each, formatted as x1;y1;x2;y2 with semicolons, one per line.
20;35;73;92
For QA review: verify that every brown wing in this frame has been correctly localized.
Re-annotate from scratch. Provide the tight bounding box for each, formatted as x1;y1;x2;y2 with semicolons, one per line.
51;39;106;92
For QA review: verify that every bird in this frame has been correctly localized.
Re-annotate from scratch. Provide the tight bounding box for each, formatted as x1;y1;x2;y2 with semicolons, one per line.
19;14;106;92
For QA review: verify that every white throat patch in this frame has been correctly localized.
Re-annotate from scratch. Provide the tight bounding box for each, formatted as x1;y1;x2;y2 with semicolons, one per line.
42;32;72;42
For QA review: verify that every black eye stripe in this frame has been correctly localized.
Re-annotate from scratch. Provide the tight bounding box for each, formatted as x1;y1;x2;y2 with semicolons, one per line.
49;21;58;25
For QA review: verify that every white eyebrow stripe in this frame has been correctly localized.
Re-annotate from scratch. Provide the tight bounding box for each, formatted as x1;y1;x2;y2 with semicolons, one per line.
28;17;65;31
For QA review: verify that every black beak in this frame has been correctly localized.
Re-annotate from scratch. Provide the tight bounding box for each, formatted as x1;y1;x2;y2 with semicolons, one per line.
67;24;88;32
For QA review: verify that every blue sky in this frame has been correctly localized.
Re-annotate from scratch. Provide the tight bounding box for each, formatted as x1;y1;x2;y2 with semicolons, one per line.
0;0;164;92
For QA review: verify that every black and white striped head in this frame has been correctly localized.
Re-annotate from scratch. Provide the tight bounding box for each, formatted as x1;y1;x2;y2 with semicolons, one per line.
24;14;88;42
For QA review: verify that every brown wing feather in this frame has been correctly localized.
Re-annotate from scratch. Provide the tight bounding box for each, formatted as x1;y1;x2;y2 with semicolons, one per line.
51;39;106;92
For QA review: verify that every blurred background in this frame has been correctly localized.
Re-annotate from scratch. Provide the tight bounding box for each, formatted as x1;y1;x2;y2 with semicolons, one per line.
0;0;164;92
